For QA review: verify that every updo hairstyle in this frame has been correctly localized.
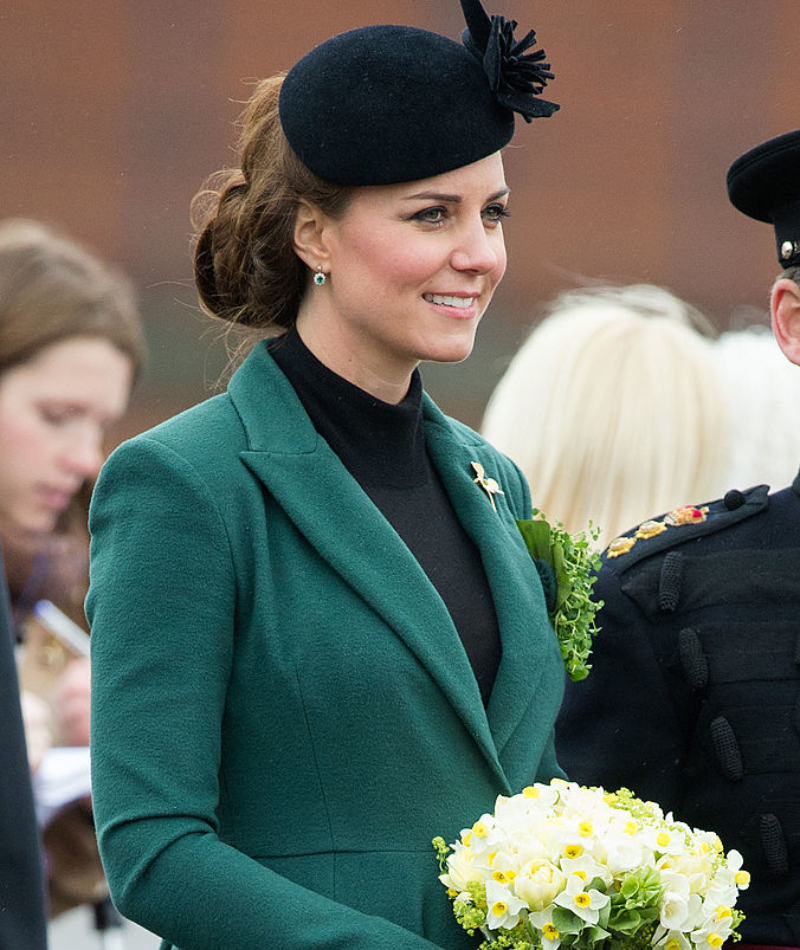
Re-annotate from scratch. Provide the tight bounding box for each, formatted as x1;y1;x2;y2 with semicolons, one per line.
192;75;353;335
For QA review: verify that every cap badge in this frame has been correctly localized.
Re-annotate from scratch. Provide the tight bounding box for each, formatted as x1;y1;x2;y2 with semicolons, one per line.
471;461;504;512
781;240;796;262
607;504;710;558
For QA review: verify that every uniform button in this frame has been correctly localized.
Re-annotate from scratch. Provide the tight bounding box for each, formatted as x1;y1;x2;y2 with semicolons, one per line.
724;489;745;510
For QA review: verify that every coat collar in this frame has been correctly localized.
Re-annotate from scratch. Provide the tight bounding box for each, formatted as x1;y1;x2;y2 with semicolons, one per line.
229;343;550;790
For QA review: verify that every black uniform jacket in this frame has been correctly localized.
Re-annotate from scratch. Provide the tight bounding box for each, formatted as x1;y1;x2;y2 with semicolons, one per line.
0;546;48;949
557;474;800;946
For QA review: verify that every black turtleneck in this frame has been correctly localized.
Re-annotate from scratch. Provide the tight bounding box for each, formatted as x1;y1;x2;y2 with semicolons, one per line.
269;331;501;706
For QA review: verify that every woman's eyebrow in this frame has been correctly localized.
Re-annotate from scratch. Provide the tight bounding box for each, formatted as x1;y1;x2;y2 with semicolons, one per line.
402;186;510;203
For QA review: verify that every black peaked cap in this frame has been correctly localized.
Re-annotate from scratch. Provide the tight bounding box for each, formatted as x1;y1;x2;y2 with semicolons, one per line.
727;129;800;268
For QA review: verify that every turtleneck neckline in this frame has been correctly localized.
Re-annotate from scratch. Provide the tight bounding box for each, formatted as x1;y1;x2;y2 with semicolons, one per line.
269;330;428;488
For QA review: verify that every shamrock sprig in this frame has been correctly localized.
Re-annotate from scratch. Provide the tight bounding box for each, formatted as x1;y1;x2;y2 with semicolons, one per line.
516;509;603;681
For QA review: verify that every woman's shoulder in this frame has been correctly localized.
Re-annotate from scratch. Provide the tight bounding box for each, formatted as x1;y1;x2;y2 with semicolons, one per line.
111;391;244;469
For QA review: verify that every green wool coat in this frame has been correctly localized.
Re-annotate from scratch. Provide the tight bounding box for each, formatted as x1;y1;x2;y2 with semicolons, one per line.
87;342;565;950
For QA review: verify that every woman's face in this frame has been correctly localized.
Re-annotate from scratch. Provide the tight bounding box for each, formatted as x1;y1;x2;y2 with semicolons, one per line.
297;151;509;399
0;336;133;535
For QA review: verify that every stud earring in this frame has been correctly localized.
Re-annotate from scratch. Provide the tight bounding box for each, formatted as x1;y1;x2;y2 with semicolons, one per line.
313;266;327;286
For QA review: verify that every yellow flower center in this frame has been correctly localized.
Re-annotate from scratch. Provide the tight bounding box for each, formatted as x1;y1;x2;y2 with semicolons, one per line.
543;923;560;939
735;870;751;887
574;869;587;880
565;844;583;859
447;888;458;898
578;821;593;837
523;786;540;798
624;820;638;835
492;871;507;883
462;832;472;847
666;940;681;950
492;901;508;916
656;831;671;847
472;821;488;838
713;836;723;853
574;892;592;908
505;869;517;881
661;861;671;870
716;906;732;920
707;934;723;949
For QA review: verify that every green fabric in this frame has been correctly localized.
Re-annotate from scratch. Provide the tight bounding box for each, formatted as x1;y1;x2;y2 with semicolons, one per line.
87;342;565;950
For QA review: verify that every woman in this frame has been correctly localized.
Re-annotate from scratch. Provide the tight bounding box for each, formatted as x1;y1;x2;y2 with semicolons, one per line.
87;3;565;948
482;283;728;548
0;217;144;915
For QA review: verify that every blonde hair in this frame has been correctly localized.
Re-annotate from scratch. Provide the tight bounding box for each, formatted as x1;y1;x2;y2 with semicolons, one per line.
711;324;800;492
482;284;728;547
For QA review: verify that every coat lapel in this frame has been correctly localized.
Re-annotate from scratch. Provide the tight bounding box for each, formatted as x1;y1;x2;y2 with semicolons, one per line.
422;399;555;773
228;345;507;788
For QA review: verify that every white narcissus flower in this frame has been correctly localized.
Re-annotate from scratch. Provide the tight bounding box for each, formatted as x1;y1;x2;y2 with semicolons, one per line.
558;852;613;888
529;907;563;949
653;926;692;950
553;873;610;925
484;879;527;931
514;859;565;910
689;922;729;949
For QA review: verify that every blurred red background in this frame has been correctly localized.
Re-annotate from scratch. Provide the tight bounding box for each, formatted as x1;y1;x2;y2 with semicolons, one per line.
3;0;797;434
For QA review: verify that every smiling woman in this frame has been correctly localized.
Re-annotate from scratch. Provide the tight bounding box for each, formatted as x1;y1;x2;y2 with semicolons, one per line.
86;3;566;949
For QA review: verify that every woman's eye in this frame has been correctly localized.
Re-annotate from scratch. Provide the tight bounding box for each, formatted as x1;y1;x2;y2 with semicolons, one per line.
483;204;511;224
411;206;447;224
39;405;76;427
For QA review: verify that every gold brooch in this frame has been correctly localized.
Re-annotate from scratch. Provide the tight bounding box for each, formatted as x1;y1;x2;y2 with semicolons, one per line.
471;461;504;512
607;504;710;558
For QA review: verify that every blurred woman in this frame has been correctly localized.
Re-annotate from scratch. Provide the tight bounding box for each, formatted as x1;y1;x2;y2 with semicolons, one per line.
0;217;145;915
482;283;729;548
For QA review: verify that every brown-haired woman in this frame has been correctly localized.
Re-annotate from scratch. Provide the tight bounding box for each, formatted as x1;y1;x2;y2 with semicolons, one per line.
0;217;145;917
88;4;567;948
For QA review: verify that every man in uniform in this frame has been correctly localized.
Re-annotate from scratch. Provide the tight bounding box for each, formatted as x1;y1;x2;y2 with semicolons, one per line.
557;130;800;946
0;545;49;947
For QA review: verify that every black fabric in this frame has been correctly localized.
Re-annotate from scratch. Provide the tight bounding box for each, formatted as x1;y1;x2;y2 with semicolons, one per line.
0;545;49;948
269;331;501;706
727;129;800;267
278;1;557;187
556;477;800;943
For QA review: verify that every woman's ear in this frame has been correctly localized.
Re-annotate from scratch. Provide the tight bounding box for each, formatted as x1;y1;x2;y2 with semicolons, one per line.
771;277;800;366
293;200;331;272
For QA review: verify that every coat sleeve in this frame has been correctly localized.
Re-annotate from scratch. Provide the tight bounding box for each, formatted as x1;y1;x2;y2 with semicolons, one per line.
87;437;445;950
554;562;687;807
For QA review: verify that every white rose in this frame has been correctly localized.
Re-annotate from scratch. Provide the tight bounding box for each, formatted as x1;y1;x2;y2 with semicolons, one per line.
514;859;566;910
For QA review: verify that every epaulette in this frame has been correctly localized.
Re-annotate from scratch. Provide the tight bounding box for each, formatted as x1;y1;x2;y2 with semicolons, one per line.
602;485;770;571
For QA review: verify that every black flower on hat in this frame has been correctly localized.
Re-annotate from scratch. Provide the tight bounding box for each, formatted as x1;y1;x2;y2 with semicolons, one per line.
461;0;559;121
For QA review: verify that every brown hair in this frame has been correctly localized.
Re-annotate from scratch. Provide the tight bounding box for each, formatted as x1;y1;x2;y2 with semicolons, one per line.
191;75;353;336
0;219;145;379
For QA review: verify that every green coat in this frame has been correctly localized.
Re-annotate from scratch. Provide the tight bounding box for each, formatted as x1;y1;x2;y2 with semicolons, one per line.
87;342;565;950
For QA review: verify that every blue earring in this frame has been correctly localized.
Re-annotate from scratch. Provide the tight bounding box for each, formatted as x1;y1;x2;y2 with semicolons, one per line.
314;266;327;286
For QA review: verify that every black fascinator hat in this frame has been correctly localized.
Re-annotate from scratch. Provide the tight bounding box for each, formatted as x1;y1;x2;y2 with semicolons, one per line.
727;130;800;268
278;0;558;187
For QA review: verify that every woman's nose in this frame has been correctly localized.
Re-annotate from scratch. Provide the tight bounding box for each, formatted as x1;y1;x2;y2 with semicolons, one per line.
450;220;503;274
62;428;104;480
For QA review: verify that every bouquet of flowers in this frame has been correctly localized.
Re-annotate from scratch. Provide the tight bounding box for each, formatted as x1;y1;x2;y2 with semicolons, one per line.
516;511;603;681
433;780;749;950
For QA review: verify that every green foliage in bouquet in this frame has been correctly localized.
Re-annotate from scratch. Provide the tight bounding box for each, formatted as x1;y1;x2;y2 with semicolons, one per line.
516;510;603;681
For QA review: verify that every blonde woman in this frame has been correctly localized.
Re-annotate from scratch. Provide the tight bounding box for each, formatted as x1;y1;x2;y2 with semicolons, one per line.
482;283;728;548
